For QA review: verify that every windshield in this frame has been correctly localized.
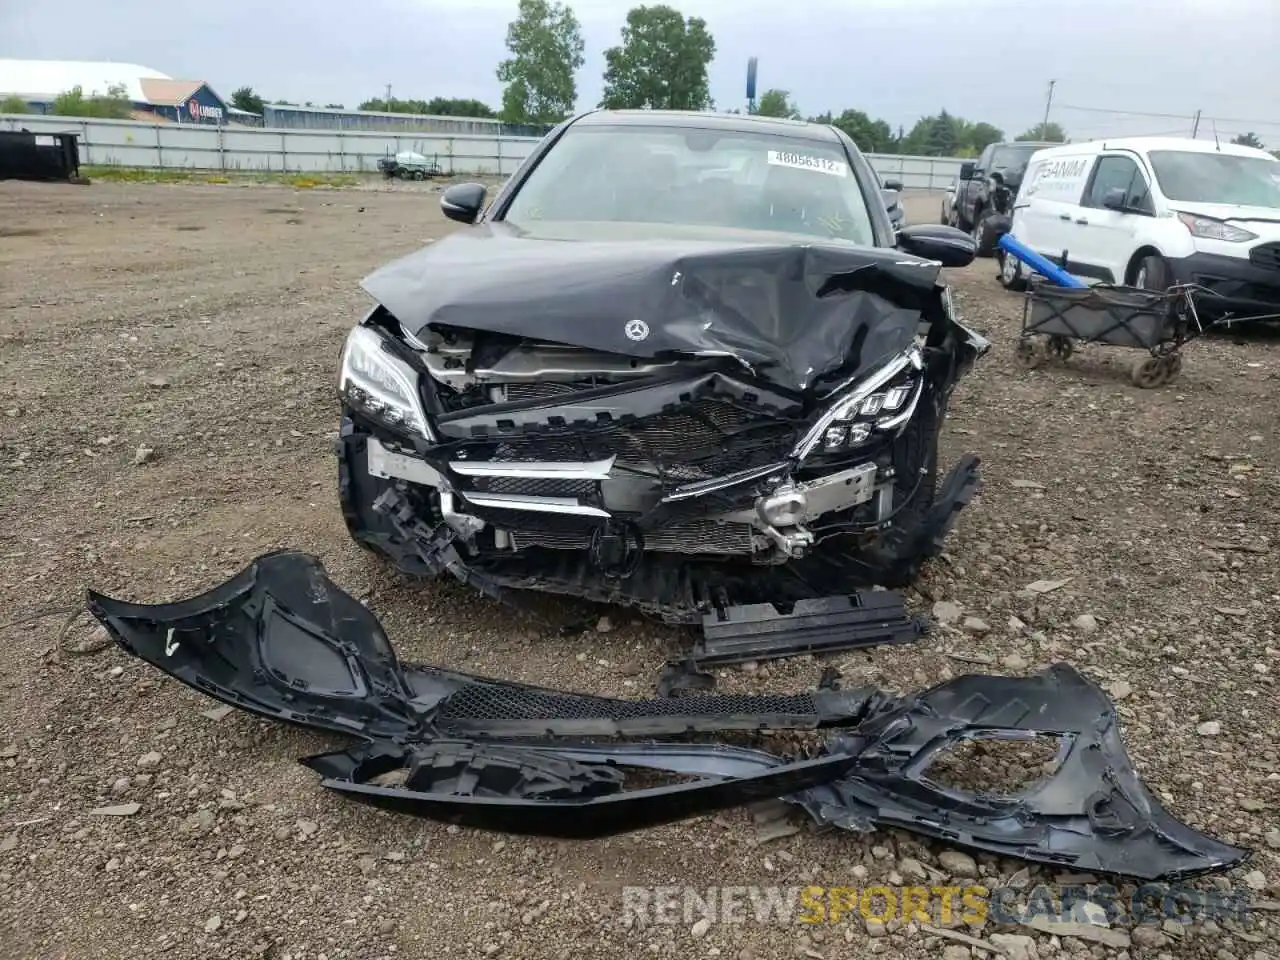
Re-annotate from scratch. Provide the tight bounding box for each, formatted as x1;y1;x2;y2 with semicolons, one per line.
1148;150;1280;208
504;124;877;246
988;144;1040;178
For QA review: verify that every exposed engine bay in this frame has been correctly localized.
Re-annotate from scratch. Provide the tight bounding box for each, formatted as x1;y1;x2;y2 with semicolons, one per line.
87;551;1250;881
336;238;989;622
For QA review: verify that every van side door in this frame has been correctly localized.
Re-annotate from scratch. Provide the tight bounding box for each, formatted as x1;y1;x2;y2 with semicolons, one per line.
1072;152;1155;283
1012;153;1091;265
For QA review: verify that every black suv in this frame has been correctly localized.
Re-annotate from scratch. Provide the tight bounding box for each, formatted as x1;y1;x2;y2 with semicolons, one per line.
950;141;1055;256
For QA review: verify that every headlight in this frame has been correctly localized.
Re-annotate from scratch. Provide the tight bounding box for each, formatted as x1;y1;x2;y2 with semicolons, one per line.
1177;212;1257;243
339;325;432;439
793;345;924;459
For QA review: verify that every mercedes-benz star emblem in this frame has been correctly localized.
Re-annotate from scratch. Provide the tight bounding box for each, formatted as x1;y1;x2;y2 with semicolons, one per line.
624;319;650;342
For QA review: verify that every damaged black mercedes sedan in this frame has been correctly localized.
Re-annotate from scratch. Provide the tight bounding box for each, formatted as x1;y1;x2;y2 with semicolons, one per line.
336;110;988;621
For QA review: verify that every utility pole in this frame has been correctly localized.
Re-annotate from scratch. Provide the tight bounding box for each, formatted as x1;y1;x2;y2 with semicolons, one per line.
1040;79;1056;139
385;83;392;109
1191;109;1201;138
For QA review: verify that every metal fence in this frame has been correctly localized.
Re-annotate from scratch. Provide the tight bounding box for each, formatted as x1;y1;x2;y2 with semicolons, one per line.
0;113;964;188
0;114;540;176
261;104;551;139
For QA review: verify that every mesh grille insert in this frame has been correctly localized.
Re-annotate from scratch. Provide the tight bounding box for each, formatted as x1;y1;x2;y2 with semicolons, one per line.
435;684;819;724
468;476;597;499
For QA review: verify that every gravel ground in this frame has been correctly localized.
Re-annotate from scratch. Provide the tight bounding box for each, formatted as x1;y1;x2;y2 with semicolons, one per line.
1;180;1277;960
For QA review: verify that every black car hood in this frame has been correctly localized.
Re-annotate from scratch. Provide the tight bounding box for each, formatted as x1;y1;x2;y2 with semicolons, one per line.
361;222;945;392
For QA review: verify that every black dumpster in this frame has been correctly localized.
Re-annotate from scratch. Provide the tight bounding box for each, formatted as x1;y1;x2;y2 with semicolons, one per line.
0;130;84;182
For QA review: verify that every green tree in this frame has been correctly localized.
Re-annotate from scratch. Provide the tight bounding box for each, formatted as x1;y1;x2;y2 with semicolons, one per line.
820;108;894;153
425;97;496;118
230;86;265;114
1;94;28;114
324;103;345;110
51;83;132;119
926;110;960;155
1231;132;1264;149
755;89;799;119
600;5;716;110
356;97;494;117
964;121;1004;153
497;0;584;125
1016;121;1066;142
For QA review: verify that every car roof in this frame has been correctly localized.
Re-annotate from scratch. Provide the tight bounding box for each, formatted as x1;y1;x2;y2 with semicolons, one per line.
1026;136;1276;162
572;109;844;144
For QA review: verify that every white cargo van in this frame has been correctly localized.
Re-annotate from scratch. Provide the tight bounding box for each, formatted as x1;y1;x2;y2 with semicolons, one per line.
998;136;1280;317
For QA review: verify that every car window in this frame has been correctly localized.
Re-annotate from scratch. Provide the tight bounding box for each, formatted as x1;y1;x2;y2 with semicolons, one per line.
1147;150;1280;208
1083;155;1152;212
986;144;1041;184
503;124;877;246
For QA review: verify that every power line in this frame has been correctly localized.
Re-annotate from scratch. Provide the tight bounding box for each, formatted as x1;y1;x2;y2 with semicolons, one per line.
1055;101;1280;130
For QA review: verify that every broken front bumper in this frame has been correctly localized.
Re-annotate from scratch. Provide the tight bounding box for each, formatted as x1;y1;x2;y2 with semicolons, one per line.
338;414;984;623
361;432;887;560
88;551;1248;881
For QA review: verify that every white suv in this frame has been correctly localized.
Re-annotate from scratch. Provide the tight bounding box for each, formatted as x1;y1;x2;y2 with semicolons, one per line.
998;136;1280;318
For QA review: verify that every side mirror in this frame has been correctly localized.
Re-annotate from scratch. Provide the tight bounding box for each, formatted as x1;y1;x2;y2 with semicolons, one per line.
1102;187;1127;211
882;178;903;192
959;161;976;181
441;182;487;225
881;188;901;210
896;224;976;269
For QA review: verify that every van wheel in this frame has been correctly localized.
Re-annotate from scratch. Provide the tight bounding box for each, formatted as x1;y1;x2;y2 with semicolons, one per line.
1134;255;1171;291
997;250;1026;291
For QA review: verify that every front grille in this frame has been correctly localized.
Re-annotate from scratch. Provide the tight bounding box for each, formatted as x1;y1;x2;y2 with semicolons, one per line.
606;397;795;482
509;515;757;555
475;396;797;486
468;476;597;499
1249;242;1280;271
502;382;578;401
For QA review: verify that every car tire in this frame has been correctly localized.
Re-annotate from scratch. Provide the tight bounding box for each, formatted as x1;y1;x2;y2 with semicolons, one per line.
972;213;1000;258
1134;254;1172;292
997;250;1026;291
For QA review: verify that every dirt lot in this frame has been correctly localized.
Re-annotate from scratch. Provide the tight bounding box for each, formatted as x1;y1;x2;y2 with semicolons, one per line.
1;180;1278;960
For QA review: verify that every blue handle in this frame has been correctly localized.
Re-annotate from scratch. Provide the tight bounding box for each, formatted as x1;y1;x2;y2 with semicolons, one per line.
998;233;1088;289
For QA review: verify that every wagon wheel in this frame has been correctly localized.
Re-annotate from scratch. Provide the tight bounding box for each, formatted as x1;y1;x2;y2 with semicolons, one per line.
1014;339;1044;370
1130;355;1167;389
1046;335;1075;362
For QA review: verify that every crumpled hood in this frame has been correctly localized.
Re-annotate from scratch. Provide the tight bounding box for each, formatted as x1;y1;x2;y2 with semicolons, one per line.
361;223;946;392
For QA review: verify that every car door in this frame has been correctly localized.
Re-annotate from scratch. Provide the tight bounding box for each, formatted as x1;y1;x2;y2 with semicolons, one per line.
964;145;994;222
1070;153;1155;283
1013;155;1085;263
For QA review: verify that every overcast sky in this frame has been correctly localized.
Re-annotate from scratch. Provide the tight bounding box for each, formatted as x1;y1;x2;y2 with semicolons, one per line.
4;0;1278;145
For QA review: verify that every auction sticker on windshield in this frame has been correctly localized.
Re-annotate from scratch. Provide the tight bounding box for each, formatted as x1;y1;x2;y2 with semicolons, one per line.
768;150;848;177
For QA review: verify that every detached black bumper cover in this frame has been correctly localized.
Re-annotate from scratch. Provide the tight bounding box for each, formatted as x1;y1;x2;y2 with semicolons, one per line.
87;551;1248;880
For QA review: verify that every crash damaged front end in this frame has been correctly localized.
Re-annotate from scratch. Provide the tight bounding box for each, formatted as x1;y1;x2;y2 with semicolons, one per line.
335;238;989;622
87;551;1249;881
